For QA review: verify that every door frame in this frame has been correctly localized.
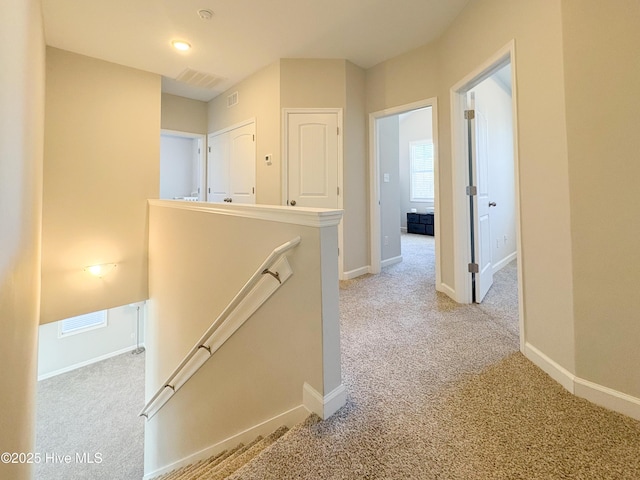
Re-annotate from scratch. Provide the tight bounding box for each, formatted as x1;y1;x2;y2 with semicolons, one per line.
450;40;525;350
161;129;207;201
368;98;442;288
282;108;344;278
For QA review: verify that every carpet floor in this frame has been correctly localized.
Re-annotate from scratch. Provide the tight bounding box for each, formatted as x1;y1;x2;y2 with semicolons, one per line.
229;234;640;479
35;350;145;480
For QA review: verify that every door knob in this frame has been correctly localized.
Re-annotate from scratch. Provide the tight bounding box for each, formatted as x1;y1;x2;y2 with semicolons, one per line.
489;201;497;207
290;200;297;206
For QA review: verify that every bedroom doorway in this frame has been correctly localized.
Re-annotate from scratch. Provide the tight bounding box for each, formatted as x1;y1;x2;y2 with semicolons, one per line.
369;98;441;286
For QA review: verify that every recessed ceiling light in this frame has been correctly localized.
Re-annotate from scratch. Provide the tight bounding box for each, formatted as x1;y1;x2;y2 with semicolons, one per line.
172;40;191;51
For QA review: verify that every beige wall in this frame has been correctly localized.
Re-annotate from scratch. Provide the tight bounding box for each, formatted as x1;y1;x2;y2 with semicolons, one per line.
280;58;345;107
145;203;340;473
344;61;369;272
0;0;45;477
562;0;640;397
207;62;281;205
41;48;161;324
161;93;208;134
366;0;576;372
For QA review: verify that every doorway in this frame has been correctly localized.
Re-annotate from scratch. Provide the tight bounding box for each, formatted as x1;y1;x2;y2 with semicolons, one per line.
160;130;206;201
450;42;524;348
369;98;442;287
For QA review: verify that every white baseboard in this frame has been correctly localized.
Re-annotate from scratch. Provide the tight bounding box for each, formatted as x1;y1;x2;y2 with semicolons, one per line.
37;344;145;381
381;255;402;268
342;265;371;280
436;282;456;301
524;342;640;421
303;383;347;420
143;404;309;480
492;251;517;274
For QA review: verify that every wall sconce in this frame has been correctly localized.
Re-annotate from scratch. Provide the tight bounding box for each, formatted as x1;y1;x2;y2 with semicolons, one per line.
84;263;117;278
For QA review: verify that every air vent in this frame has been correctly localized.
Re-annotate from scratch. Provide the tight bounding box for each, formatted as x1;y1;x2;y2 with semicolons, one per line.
227;91;238;108
175;68;222;90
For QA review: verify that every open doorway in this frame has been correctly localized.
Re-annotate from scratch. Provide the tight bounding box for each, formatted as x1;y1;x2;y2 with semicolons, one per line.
369;98;441;287
160;130;206;201
450;42;524;347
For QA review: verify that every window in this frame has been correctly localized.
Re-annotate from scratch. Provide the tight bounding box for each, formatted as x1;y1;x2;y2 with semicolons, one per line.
58;310;107;337
410;140;434;202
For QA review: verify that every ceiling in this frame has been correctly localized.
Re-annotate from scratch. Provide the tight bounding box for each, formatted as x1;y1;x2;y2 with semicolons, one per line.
41;0;470;102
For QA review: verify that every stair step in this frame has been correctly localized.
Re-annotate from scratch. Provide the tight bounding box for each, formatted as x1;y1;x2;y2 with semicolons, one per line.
206;426;289;480
151;425;291;480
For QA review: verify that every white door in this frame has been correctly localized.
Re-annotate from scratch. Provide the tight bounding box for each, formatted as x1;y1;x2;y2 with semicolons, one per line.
228;122;256;204
207;121;256;204
207;132;230;202
286;112;339;209
468;92;494;302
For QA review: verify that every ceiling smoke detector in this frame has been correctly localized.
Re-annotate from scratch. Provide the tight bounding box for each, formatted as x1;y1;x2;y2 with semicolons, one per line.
198;9;214;20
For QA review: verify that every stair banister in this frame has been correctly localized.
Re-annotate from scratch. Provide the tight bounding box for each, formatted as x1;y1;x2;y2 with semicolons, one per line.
140;236;301;419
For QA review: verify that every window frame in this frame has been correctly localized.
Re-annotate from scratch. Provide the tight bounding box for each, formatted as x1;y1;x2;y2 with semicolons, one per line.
409;139;435;203
58;310;108;338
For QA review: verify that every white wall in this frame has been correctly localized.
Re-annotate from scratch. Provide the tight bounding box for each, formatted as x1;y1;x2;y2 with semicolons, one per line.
378;115;402;263
469;68;516;272
37;304;146;380
399;107;434;230
160;135;198;199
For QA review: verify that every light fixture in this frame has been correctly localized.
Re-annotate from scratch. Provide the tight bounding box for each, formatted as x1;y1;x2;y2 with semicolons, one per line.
84;263;117;278
197;9;214;20
171;40;191;51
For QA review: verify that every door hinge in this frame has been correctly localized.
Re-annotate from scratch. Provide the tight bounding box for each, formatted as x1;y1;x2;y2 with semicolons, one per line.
466;185;477;196
208;146;211;153
338;247;340;256
198;148;201;154
253;134;255;142
468;263;479;274
464;109;475;120
252;187;255;194
208;188;211;194
337;186;340;195
337;126;340;135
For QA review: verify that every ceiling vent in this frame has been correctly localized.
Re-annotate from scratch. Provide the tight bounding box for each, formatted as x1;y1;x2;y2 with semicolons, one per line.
227;91;239;108
175;68;222;90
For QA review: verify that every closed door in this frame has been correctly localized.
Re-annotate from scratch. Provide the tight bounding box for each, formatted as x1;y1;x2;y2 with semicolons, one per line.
207;121;255;204
207;132;230;202
228;122;255;204
467;92;494;302
286;112;339;209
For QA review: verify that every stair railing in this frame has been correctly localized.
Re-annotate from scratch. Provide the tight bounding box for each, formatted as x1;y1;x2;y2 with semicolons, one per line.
140;236;301;420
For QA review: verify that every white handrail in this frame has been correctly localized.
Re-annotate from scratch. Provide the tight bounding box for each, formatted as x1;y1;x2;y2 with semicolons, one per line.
140;236;301;419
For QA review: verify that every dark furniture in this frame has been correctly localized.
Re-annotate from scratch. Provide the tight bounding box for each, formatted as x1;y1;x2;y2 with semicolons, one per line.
407;212;434;236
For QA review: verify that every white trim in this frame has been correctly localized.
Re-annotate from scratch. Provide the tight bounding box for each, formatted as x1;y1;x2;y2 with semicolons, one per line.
282;108;344;279
524;342;576;393
342;265;371;280
524;342;640;421
492;251;517;274
142;404;308;480
148;199;343;229
436;282;456;299
575;377;640;421
449;41;526;352
381;255;402;268
303;382;347;420
37;345;144;381
369;98;441;291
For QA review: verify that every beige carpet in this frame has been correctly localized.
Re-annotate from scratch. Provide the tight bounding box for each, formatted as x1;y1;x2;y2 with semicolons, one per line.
35;350;145;480
229;234;640;479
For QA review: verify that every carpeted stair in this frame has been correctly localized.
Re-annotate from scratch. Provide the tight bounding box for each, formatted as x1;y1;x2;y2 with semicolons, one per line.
153;426;289;480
